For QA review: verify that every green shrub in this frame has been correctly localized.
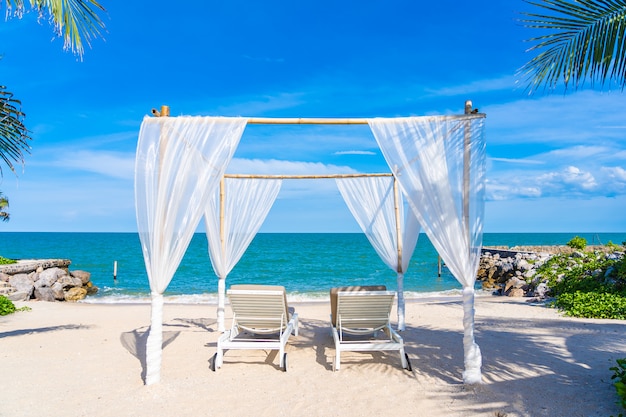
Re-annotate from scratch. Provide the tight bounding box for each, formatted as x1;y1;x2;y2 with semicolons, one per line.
0;295;16;315
0;256;16;265
537;251;626;319
610;358;626;414
554;291;626;319
567;236;587;250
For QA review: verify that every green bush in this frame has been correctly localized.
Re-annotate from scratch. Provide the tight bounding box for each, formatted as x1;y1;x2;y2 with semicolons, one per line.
0;295;16;315
610;358;626;414
554;291;626;319
0;256;16;265
567;236;587;250
537;251;626;319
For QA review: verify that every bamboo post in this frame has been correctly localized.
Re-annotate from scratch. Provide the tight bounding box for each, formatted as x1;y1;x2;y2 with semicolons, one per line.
464;100;472;239
217;178;226;332
393;177;405;331
461;99;482;384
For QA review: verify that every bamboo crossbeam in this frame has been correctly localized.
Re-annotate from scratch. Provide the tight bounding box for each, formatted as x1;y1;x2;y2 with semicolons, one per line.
223;173;392;179
246;117;369;125
245;114;484;125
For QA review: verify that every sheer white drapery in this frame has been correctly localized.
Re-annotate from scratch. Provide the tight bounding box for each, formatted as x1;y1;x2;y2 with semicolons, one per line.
369;115;486;384
204;177;282;331
335;176;420;330
135;116;247;385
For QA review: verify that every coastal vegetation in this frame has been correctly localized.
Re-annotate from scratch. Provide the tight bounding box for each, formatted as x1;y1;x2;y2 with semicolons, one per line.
0;255;16;264
0;294;29;315
535;241;626;319
611;358;626;415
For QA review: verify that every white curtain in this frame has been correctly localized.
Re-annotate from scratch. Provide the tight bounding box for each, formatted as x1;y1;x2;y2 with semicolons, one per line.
335;176;420;330
135;116;247;385
369;115;486;384
204;177;282;331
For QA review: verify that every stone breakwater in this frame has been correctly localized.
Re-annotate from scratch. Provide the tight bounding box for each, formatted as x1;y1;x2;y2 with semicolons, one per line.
477;246;625;298
0;259;98;302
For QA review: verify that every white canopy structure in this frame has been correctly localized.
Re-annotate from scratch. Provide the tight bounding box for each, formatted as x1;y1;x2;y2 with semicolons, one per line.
204;177;282;332
335;176;420;331
134;103;486;385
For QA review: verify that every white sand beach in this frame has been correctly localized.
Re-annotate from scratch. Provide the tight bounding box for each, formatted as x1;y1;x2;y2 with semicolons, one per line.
1;296;625;417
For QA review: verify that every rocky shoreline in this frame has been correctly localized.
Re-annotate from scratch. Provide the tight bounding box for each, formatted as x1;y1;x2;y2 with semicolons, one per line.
0;259;98;302
478;245;625;298
1;246;623;303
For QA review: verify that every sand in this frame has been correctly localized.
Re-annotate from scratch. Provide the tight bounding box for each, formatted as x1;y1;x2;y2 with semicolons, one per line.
1;296;625;417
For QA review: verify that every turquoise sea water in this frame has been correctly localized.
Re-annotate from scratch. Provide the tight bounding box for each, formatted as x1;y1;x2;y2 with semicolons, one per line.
1;232;625;303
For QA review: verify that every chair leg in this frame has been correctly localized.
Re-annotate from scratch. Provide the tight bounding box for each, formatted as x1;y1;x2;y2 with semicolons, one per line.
215;348;223;369
400;346;408;369
334;348;341;371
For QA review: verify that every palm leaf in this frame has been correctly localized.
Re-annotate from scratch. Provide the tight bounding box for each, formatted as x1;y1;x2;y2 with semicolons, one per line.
4;0;106;57
0;86;32;177
0;192;9;222
519;0;626;92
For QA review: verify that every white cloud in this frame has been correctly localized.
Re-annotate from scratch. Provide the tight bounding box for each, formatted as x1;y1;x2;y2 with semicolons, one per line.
486;181;541;200
334;150;377;156
489;157;543;165
48;150;136;180
603;166;626;181
226;158;359;175
538;166;598;193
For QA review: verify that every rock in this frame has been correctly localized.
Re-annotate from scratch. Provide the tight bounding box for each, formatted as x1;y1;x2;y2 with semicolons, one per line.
504;277;526;294
71;270;91;285
534;282;548;299
85;281;99;295
508;288;525;297
57;275;82;289
64;287;87;302
34;287;56;302
516;259;531;272
1;259;96;303
38;267;66;287
9;274;34;299
7;291;29;301
51;282;66;300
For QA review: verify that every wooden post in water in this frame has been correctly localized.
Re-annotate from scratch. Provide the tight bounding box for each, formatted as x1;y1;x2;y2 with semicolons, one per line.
437;255;442;278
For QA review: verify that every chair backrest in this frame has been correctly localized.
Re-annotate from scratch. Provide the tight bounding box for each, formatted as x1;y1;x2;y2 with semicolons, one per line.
228;284;290;334
330;285;387;327
335;290;395;334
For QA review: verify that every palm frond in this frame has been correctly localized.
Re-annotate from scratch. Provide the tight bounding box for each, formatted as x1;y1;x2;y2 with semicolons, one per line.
0;192;9;222
4;0;107;58
0;86;32;177
519;0;626;92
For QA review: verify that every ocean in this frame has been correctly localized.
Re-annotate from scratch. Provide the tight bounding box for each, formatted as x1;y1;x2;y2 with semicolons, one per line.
1;232;625;303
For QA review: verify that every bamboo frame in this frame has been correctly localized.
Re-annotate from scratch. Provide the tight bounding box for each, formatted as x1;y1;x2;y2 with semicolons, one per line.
246;114;484;125
224;173;392;180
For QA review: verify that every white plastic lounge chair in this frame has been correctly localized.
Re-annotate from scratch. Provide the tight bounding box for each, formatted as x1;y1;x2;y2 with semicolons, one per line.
213;284;299;372
330;285;411;371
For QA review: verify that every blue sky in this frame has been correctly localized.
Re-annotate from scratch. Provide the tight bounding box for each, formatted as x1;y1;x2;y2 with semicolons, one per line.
1;0;625;233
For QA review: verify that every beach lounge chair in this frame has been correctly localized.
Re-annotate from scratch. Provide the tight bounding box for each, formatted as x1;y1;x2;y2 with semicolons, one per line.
330;285;411;371
213;284;299;372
